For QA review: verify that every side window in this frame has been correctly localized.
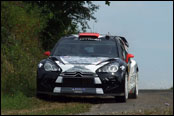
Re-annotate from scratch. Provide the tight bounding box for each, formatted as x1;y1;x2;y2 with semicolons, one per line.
120;40;127;60
120;45;126;60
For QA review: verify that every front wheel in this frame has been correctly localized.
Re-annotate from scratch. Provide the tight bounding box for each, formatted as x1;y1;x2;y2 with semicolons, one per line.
133;72;139;98
115;73;128;102
129;72;138;99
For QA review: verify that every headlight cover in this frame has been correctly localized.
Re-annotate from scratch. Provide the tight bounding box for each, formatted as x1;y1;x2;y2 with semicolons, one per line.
44;61;61;71
38;63;43;68
98;62;119;73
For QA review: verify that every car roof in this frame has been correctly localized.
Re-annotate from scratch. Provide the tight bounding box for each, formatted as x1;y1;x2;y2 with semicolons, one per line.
62;33;129;48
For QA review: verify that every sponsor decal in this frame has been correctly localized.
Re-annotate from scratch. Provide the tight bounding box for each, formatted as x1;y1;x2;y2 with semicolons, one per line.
72;88;86;93
66;66;91;72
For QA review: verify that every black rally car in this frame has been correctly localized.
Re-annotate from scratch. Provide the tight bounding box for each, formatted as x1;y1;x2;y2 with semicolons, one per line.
37;33;139;102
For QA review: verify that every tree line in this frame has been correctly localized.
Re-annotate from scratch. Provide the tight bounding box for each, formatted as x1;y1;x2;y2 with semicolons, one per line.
1;1;109;96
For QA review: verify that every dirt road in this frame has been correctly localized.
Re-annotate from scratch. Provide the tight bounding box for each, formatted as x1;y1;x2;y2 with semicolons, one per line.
77;90;173;115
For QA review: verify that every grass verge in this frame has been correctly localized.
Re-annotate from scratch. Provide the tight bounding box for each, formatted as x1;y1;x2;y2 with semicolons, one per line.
1;93;92;115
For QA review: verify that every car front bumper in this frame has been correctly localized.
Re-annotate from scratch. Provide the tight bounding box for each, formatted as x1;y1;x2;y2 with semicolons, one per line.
37;69;126;96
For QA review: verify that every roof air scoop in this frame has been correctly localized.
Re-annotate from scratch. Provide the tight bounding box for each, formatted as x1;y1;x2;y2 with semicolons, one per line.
79;33;100;38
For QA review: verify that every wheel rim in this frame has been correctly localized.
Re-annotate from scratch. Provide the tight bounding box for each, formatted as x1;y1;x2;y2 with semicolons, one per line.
125;73;128;99
136;73;138;96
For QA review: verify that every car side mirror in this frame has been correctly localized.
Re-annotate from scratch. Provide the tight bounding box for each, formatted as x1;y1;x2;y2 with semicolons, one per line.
44;51;51;56
126;54;134;63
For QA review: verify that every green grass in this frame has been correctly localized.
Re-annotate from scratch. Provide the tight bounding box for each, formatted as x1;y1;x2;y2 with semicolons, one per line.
1;93;92;115
1;92;42;110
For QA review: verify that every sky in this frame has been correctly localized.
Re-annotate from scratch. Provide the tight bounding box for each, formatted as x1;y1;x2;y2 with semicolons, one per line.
86;1;173;89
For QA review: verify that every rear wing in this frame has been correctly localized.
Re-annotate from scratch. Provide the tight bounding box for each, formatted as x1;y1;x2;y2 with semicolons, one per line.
117;36;129;47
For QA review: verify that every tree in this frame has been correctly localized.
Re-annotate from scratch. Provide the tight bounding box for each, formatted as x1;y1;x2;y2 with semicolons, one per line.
27;1;99;50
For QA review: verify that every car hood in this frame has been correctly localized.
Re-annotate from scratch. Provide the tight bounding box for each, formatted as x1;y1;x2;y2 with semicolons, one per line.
51;56;117;73
55;56;112;65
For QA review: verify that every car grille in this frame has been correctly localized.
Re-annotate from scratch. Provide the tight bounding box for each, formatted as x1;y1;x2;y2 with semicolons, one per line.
61;72;96;77
61;72;96;87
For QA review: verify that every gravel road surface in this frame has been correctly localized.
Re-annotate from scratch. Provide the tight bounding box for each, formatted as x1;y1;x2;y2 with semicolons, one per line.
77;90;173;115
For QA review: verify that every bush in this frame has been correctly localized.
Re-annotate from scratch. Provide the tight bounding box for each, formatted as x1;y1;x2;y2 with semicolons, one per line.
1;1;48;96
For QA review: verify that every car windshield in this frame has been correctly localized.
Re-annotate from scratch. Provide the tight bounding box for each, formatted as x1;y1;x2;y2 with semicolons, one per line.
52;37;118;57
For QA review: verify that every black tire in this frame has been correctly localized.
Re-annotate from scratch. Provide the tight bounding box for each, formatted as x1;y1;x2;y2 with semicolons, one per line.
128;87;138;99
36;92;48;99
115;73;128;103
36;92;43;98
128;73;138;99
133;86;138;99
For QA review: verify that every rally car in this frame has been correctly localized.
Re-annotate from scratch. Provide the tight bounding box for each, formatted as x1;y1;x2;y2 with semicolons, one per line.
37;33;139;102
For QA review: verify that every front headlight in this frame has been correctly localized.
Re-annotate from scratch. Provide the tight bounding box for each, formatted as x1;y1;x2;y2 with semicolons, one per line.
98;62;119;73
44;61;60;71
38;63;43;68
